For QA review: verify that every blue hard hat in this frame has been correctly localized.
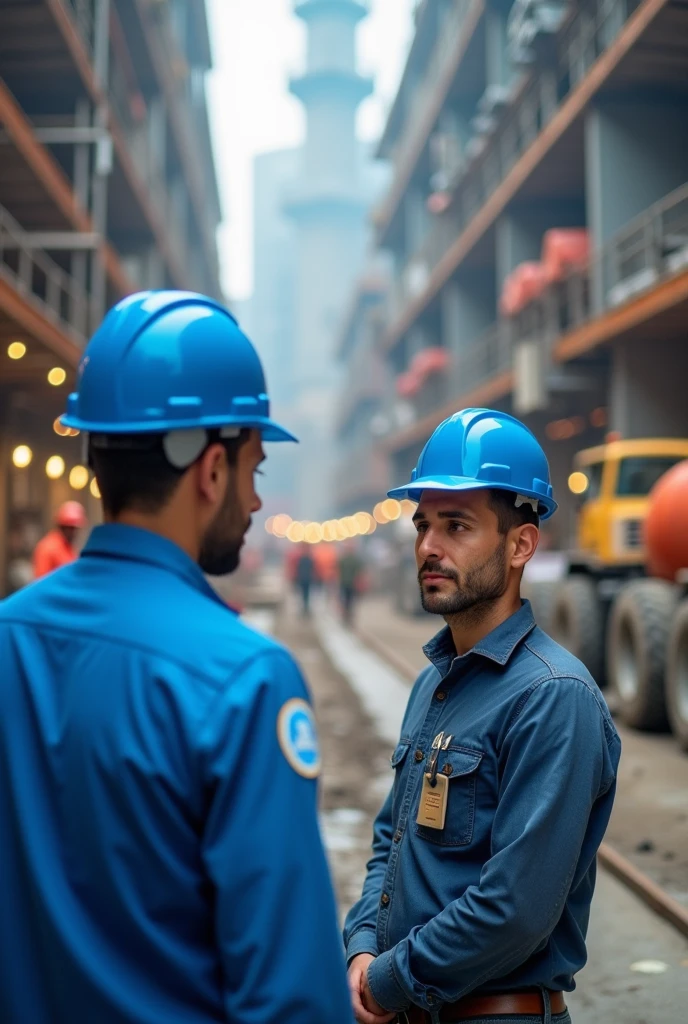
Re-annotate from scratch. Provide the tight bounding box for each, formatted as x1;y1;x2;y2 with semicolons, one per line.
387;407;557;519
61;290;296;442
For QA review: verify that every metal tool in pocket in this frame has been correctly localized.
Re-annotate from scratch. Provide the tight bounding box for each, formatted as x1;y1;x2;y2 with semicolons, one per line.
416;732;452;830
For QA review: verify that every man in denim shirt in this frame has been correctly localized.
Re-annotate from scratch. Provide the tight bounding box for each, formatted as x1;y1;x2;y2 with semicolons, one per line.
345;409;621;1024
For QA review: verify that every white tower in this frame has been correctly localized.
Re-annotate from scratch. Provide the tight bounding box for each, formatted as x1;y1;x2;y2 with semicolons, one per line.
287;0;373;519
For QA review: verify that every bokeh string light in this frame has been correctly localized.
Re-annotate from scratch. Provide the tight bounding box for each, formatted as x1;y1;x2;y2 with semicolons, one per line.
264;499;415;543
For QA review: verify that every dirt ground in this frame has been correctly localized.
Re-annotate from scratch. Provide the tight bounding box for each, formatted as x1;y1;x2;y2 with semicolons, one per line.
274;602;391;923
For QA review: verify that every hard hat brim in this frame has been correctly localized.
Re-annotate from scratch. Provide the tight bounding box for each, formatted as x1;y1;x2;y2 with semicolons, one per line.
387;475;557;520
60;414;298;443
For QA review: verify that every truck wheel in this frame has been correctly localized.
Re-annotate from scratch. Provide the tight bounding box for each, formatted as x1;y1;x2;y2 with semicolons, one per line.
665;601;688;751
524;580;559;634
607;580;678;731
552;576;604;681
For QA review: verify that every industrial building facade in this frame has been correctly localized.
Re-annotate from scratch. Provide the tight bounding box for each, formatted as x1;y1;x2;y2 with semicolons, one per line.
0;0;221;594
359;0;688;547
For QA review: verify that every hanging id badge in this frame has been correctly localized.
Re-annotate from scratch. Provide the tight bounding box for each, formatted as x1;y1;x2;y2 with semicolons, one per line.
416;732;452;830
416;772;449;829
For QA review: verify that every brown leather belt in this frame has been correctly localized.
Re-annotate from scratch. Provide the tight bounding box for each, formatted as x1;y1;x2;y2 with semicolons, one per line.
405;990;567;1022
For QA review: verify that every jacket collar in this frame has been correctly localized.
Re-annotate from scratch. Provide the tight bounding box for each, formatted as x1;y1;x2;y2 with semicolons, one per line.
423;599;536;675
81;524;235;613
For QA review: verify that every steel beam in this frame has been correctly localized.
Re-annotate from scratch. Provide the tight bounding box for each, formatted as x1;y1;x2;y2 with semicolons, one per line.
17;233;100;250
0;127;107;145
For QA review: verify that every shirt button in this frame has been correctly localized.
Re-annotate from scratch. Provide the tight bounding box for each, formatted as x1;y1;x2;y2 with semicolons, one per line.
427;994;435;1005
436;691;447;701
442;763;453;776
381;893;390;906
414;749;424;762
394;830;403;843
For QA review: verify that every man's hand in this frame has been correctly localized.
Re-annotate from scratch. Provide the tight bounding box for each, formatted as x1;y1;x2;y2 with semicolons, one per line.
347;954;396;1024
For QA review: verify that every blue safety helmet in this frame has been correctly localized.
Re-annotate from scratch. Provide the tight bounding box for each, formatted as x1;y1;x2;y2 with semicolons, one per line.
62;291;296;445
387;407;557;520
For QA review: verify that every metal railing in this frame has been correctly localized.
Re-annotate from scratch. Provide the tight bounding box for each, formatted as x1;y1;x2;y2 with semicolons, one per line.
451;321;511;393
394;0;641;319
513;181;688;346
0;204;90;344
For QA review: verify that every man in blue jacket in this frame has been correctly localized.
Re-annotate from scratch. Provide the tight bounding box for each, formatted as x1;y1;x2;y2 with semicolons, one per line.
345;408;621;1024
0;291;352;1024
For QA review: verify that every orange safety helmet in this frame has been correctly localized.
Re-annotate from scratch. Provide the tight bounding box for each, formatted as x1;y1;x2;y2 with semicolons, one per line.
55;501;87;529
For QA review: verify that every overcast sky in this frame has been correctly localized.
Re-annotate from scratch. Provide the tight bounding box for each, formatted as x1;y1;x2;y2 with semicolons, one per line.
205;0;416;301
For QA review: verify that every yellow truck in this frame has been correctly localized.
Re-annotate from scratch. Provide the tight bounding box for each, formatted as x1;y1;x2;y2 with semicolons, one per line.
536;438;688;743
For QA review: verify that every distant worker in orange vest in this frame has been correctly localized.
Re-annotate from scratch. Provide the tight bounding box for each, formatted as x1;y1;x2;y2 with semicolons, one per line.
33;502;88;579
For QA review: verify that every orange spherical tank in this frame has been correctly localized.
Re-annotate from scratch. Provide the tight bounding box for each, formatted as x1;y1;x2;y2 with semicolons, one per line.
645;460;688;580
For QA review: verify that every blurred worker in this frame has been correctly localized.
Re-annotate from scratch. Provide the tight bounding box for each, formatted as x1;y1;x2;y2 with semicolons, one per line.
32;501;87;579
0;292;350;1024
345;408;621;1024
338;541;364;626
295;543;317;617
313;541;338;600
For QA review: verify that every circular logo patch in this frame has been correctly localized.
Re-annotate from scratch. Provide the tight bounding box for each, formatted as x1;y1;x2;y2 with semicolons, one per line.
277;698;321;779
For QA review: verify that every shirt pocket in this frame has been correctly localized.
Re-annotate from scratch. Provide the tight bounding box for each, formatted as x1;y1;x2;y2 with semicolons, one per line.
414;745;483;847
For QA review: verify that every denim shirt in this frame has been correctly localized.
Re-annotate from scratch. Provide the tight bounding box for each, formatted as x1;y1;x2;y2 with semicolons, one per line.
344;601;621;1019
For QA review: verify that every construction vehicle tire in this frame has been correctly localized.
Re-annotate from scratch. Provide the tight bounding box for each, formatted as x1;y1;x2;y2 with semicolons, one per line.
607;580;678;731
552;576;604;681
524;580;559;634
664;600;688;751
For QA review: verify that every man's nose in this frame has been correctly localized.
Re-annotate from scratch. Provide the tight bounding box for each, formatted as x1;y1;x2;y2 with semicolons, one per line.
417;527;444;562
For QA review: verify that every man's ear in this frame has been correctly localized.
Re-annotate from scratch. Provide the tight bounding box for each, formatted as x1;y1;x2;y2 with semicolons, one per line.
511;524;539;570
196;443;229;504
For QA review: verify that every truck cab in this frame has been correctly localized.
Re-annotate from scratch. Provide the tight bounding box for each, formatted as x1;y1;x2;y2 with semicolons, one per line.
570;439;688;573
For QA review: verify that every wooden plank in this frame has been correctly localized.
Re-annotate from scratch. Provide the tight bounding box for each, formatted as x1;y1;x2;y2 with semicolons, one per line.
383;0;671;353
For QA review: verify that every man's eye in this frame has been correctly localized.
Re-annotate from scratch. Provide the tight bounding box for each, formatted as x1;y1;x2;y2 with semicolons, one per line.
448;521;465;532
255;468;265;477
415;523;427;533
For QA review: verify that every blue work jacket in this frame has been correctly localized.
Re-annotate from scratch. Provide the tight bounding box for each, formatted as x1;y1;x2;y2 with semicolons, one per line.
344;601;621;1019
0;524;351;1024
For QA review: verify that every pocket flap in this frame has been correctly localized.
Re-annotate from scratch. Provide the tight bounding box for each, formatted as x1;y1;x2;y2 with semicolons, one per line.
438;746;483;779
390;741;411;768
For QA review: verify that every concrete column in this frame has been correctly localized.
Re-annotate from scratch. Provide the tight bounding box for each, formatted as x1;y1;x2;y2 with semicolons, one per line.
404;185;429;255
609;336;688;439
441;270;496;354
485;0;510;88
585;97;688;310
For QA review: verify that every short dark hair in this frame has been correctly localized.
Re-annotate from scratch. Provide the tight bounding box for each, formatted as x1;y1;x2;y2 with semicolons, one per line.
488;488;540;534
90;429;250;518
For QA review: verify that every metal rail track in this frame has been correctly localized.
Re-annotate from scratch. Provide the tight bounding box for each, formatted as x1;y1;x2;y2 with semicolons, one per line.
354;621;688;941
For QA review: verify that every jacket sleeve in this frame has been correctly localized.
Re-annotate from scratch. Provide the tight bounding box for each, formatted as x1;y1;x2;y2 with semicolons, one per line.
200;647;353;1024
342;783;394;962
367;677;621;1014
